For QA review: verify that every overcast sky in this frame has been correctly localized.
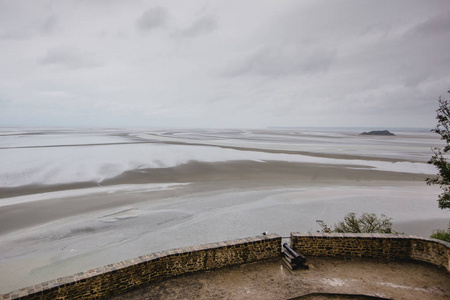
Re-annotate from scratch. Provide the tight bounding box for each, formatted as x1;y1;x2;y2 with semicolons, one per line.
0;0;449;129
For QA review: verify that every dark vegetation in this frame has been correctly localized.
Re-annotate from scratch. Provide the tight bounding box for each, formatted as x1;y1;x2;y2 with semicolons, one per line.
426;89;450;210
426;89;450;242
317;212;395;234
430;225;450;242
359;130;395;136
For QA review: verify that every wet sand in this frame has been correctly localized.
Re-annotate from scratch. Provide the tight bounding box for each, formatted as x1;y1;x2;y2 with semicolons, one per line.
0;160;429;234
1;159;447;294
0;129;447;294
0;158;427;199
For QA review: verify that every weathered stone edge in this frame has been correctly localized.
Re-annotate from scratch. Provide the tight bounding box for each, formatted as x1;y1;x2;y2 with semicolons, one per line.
290;232;450;247
1;233;281;300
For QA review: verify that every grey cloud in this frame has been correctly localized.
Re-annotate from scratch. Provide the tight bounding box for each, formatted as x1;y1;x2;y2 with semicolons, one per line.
0;28;31;39
39;47;102;69
0;14;57;39
390;11;450;87
407;10;450;37
38;14;57;35
175;16;218;38
1;1;448;129
136;7;168;32
223;44;336;77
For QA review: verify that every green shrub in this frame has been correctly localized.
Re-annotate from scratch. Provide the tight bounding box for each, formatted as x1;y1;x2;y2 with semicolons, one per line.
430;223;450;242
317;212;395;234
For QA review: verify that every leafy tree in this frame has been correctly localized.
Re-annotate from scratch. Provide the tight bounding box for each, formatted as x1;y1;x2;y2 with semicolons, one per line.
317;212;395;234
426;89;450;209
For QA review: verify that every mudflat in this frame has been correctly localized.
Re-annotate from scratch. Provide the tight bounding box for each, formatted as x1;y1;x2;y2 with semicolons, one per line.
0;160;430;235
0;128;447;294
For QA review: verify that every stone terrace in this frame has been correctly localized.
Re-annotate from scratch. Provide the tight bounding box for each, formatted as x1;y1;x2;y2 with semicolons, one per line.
110;256;450;300
2;233;449;299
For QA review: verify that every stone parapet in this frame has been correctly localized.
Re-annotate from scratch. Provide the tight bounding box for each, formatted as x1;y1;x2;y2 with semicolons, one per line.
2;234;281;300
290;233;450;271
3;232;448;299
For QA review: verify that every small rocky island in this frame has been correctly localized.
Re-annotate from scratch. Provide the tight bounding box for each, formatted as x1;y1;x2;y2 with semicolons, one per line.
360;130;395;136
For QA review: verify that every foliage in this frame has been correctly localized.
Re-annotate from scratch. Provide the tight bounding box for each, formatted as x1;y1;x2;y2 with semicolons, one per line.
333;212;394;233
426;90;450;210
430;223;450;242
318;212;395;234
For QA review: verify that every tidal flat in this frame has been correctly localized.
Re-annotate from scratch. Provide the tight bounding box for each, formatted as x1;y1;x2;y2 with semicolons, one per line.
0;127;448;293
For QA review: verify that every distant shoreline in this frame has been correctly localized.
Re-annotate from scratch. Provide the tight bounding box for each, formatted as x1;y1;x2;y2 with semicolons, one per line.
0;126;433;133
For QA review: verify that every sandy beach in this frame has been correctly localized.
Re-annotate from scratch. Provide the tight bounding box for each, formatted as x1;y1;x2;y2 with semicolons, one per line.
0;128;448;294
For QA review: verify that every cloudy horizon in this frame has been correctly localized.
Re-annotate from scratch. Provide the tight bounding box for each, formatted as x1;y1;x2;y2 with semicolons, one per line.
1;0;449;129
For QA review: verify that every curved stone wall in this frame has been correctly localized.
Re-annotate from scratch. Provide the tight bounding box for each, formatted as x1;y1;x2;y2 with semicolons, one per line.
290;233;450;271
3;233;449;299
1;234;281;300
